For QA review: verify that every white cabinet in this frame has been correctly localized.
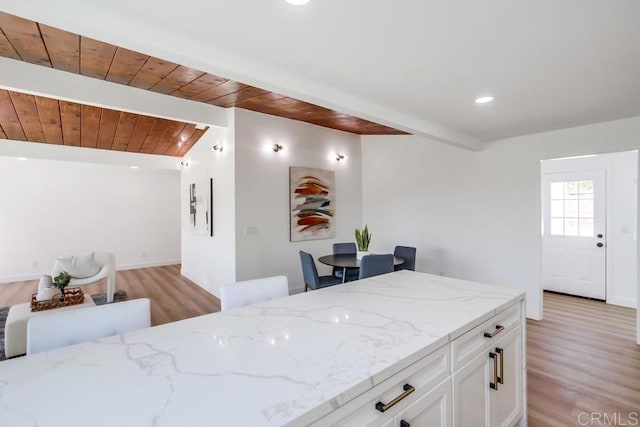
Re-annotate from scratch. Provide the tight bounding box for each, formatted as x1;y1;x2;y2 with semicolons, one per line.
452;349;490;427
452;306;523;427
490;328;522;427
394;380;452;427
310;302;524;427
310;345;450;427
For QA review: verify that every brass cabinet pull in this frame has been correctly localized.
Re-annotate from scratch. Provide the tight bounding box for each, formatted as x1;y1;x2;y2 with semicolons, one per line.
484;324;505;338
400;421;410;427
489;352;499;390
496;347;504;384
375;384;415;413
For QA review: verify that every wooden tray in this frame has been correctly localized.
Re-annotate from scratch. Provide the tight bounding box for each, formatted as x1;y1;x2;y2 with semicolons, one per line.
31;287;85;312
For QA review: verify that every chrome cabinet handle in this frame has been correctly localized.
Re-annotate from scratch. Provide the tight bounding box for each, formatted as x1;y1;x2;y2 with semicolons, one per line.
484;324;505;338
496;347;504;384
375;384;415;413
489;352;499;390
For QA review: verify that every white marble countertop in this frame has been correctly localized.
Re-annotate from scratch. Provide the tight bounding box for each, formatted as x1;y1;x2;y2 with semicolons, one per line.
0;270;524;427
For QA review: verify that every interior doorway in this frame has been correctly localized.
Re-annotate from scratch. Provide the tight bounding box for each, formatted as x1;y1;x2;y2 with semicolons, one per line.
540;151;638;309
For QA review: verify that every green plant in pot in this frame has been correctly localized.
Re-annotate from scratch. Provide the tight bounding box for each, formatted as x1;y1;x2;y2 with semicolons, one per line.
52;271;72;301
355;225;372;259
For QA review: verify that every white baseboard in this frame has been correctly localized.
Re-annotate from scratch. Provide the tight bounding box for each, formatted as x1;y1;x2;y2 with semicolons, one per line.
0;259;181;284
179;268;220;298
606;296;637;308
117;259;181;271
0;272;47;284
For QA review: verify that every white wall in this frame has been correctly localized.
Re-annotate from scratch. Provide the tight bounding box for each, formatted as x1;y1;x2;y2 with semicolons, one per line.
363;116;640;320
0;152;181;282
180;117;236;297
233;108;363;294
541;152;638;308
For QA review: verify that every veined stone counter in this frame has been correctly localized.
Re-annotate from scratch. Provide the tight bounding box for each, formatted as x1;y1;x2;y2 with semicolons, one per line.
0;270;525;427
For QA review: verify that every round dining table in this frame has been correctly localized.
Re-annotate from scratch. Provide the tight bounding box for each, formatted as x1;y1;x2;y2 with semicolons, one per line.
318;254;405;283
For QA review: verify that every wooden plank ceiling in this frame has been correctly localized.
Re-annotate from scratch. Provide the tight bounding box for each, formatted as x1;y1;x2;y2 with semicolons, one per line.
0;11;407;141
0;88;207;156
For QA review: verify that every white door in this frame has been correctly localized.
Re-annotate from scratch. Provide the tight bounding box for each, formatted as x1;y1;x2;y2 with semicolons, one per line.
542;170;606;299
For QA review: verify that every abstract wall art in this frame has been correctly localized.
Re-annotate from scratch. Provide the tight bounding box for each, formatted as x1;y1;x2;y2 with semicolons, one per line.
290;166;336;241
189;178;213;237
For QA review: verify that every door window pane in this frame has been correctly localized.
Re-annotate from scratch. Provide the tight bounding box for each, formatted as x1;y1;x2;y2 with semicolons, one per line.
565;181;579;199
551;200;564;217
564;199;579;217
549;179;595;237
578;180;594;194
579;199;594;218
550;218;564;235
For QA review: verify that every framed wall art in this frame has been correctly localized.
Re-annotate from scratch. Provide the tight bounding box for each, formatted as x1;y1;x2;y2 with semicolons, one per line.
189;178;213;237
290;167;335;242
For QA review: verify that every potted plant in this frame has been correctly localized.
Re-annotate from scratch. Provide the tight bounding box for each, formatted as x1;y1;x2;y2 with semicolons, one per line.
52;271;72;301
355;225;372;259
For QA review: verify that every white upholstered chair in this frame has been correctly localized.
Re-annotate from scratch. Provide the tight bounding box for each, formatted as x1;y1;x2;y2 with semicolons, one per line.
220;275;289;311
26;298;150;355
51;252;116;303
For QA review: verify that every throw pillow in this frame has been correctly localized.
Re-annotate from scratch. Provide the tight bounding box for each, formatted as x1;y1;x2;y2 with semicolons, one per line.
56;252;101;279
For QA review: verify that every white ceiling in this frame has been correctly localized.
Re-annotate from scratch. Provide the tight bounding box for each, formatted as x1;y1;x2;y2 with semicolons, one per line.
3;0;640;149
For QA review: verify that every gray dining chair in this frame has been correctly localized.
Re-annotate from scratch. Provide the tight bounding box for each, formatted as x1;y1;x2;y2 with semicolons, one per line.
332;242;359;282
394;246;417;271
358;254;395;280
299;251;342;291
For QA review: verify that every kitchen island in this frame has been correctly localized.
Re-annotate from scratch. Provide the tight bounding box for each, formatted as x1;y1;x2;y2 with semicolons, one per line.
0;270;526;426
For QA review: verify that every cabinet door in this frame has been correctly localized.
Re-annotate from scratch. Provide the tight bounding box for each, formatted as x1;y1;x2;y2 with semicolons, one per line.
452;351;490;427
394;380;451;427
490;328;522;427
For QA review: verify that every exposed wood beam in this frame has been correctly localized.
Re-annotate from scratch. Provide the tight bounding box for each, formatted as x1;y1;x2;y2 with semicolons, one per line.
0;57;227;129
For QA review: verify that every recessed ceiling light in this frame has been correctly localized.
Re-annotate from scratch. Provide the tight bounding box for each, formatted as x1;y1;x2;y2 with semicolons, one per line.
286;0;312;5
130;166;139;169
16;157;27;161
475;96;494;104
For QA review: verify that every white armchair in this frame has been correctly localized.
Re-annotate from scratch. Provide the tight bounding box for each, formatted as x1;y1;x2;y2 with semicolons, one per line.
51;252;116;303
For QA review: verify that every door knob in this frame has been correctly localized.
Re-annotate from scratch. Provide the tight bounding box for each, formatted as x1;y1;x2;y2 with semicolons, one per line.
597;243;604;248
597;234;603;238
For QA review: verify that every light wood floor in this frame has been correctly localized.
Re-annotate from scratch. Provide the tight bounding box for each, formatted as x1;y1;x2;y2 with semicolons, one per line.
2;269;638;425
528;292;639;426
0;265;220;326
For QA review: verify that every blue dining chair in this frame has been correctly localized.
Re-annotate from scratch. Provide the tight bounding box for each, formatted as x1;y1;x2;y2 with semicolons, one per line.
299;251;342;291
358;254;394;280
394;246;416;271
332;242;359;282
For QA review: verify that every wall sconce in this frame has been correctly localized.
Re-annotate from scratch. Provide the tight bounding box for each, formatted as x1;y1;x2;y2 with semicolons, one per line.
273;144;284;152
212;144;224;152
336;153;345;161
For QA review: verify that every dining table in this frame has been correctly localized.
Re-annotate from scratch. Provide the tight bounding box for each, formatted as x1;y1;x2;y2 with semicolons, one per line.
318;253;405;283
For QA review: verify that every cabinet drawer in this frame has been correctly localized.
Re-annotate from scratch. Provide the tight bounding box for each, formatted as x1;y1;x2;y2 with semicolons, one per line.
451;304;520;371
310;344;451;427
